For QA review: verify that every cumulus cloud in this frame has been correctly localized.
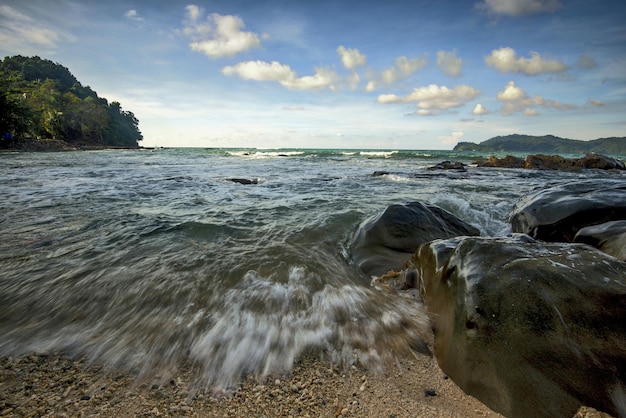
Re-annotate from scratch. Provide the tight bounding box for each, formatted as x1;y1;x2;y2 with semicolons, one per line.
337;46;367;70
183;5;261;58
365;55;427;91
437;50;463;77
377;84;480;115
496;81;575;115
587;99;604;107
222;60;338;91
477;0;561;17
485;47;568;75
472;103;490;115
124;9;145;23
439;131;464;146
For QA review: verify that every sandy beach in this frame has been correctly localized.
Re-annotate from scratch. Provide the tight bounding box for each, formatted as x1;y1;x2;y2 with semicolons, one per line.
1;348;612;418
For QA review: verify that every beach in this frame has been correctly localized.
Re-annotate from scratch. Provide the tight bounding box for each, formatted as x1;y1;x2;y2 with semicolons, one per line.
1;348;612;417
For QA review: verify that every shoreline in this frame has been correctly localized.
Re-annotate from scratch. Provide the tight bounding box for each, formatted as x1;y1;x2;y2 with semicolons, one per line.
0;350;611;417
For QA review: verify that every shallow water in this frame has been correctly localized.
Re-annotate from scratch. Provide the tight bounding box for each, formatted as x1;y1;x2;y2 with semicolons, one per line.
0;148;621;387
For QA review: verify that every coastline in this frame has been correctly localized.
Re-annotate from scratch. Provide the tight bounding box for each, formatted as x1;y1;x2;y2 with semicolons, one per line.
0;350;611;417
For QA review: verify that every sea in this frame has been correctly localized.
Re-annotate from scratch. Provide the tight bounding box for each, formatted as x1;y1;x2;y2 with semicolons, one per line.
1;148;624;388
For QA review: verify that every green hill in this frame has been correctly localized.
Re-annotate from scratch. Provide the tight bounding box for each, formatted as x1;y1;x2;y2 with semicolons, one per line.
454;134;626;155
1;55;142;149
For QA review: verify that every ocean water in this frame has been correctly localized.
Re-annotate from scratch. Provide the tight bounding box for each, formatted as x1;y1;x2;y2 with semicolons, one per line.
0;148;622;387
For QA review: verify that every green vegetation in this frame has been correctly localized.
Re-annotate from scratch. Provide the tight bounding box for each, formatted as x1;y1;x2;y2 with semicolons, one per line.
1;55;142;149
454;134;626;155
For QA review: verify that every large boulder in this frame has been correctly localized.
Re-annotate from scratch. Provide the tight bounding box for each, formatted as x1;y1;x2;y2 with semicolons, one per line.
350;202;479;277
574;220;626;261
410;235;626;418
575;153;626;170
509;179;626;242
475;155;525;168
524;154;576;170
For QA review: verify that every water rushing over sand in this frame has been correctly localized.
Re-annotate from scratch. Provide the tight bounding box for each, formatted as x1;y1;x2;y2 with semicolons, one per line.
1;148;621;388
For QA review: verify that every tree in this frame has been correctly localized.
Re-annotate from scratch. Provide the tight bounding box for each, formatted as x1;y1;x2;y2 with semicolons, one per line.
0;55;143;148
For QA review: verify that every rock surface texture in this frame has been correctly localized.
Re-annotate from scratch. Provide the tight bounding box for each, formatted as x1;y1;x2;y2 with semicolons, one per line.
410;234;626;418
509;179;626;242
350;201;480;277
574;220;626;261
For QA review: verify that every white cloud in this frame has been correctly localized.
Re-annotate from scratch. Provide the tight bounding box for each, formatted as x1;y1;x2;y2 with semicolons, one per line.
183;5;261;59
222;60;338;91
439;131;464;146
437;50;463;77
477;0;561;17
337;46;367;70
377;84;481;114
485;47;568;75
587;99;604;107
124;10;145;23
496;81;575;115
472;103;490;115
366;55;427;91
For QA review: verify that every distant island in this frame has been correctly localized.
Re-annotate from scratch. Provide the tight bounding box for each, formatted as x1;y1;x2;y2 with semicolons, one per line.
1;55;142;150
454;134;626;155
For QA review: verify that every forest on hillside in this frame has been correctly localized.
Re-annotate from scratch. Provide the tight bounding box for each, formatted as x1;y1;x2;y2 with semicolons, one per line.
454;134;626;155
0;55;142;149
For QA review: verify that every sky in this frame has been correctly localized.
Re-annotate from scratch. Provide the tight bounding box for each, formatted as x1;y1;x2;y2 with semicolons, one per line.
1;0;625;149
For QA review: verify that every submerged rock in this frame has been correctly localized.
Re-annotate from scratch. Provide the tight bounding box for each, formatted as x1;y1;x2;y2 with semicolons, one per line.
410;234;626;418
574;220;626;261
428;161;467;171
227;178;259;185
349;201;479;277
509;179;626;242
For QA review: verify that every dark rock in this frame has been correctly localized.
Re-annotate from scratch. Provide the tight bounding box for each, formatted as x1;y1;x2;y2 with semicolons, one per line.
424;389;437;397
227;178;259;185
350;201;480;277
509;179;626;242
575;153;626;170
574;220;626;261
475;155;525;168
429;161;466;171
524;154;576;170
372;171;390;177
410;234;626;418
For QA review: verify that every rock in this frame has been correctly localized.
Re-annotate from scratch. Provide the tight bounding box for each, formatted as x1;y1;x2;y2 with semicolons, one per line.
372;171;390;177
350;201;480;277
410;234;626;418
429;161;467;171
475;155;525;169
524;154;576;170
575;153;626;170
509;179;626;242
474;153;625;171
227;178;259;185
574;220;626;261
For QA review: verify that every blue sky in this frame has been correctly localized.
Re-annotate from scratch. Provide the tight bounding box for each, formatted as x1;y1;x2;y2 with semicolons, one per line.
1;0;625;149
